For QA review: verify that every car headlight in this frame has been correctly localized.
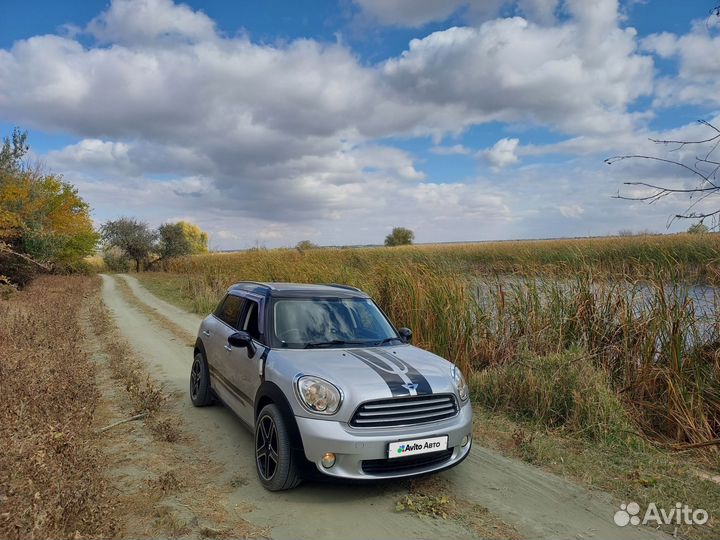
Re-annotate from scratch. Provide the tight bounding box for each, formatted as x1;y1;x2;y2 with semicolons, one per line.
296;375;342;414
452;365;469;401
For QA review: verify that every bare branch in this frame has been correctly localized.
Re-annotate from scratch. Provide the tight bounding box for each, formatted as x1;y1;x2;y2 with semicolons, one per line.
605;154;714;186
609;120;720;225
0;242;52;272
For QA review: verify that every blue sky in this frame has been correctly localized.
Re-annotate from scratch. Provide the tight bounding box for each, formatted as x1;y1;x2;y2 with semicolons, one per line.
1;0;719;248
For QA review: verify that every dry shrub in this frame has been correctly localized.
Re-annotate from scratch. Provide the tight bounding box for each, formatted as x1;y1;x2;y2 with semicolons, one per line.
471;349;633;442
148;471;184;493
148;417;181;443
0;276;116;539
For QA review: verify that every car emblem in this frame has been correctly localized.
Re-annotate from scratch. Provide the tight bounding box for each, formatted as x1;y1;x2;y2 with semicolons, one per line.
402;383;418;391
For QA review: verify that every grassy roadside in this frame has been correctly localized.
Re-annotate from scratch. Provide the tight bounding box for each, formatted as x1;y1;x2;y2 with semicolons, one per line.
0;276;117;539
136;270;720;539
472;408;720;539
131;271;198;313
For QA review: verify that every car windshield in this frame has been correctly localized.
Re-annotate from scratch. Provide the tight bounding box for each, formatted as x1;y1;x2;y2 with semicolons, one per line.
271;297;399;348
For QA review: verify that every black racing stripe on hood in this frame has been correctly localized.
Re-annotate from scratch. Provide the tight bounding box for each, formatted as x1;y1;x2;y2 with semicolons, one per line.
371;348;433;395
347;350;411;397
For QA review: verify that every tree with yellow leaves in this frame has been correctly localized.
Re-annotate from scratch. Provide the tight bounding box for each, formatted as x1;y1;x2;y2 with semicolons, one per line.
0;128;98;278
155;221;209;263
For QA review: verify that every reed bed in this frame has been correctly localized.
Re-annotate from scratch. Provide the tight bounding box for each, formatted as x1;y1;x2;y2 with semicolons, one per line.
157;235;720;450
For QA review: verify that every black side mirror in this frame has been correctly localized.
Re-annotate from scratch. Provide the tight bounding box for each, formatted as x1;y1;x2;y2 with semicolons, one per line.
228;331;257;358
398;327;412;343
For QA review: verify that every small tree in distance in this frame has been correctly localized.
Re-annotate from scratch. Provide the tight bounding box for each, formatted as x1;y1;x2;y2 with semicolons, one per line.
101;217;157;272
688;222;709;234
157;221;209;262
385;227;414;247
296;240;318;251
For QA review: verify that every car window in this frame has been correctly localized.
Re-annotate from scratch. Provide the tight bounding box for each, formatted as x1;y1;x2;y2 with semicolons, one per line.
215;294;245;329
272;297;397;348
243;300;260;340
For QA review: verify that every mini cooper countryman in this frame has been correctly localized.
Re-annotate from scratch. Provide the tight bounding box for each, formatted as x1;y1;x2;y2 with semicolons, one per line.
190;282;472;490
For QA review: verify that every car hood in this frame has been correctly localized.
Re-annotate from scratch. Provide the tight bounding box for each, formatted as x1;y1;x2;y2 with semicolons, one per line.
267;344;459;421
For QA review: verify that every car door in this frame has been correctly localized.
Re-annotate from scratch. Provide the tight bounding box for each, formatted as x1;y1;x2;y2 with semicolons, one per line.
226;297;264;426
204;293;249;416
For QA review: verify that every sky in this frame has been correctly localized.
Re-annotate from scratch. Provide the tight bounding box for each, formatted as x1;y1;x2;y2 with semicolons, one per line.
1;0;719;249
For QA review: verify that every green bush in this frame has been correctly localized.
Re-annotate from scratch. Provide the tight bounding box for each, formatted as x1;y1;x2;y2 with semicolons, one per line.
102;247;131;272
471;349;633;441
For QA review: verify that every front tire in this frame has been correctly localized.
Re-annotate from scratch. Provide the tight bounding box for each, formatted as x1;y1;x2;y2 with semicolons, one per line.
255;404;302;491
190;353;212;406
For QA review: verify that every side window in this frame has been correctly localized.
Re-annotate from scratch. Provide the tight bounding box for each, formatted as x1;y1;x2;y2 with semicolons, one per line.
242;300;261;341
215;294;245;329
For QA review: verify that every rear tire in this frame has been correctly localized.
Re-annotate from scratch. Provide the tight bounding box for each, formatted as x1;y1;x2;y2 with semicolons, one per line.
190;353;212;406
255;404;302;491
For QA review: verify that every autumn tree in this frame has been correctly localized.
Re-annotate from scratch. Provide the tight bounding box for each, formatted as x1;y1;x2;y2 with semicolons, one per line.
156;221;209;262
101;218;157;272
0;128;97;281
384;227;415;247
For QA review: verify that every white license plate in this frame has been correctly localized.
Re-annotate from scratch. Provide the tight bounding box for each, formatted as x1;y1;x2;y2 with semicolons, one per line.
388;435;448;459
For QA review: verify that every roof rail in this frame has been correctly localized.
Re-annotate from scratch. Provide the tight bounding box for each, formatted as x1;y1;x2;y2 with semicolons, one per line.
323;283;362;292
231;281;275;291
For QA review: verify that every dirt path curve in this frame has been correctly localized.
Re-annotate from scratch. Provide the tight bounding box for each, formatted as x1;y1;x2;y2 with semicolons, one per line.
109;274;669;540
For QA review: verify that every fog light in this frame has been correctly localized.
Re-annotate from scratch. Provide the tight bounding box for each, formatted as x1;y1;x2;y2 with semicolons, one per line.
321;452;336;468
461;435;470;447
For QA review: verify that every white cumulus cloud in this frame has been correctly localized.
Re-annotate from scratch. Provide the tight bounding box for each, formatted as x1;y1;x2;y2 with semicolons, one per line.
482;138;520;168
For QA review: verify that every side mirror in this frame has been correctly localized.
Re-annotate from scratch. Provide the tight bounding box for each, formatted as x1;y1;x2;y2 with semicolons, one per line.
228;331;257;358
398;327;412;343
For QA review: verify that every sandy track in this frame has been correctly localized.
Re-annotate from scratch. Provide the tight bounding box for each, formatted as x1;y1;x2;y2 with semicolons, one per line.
106;274;668;539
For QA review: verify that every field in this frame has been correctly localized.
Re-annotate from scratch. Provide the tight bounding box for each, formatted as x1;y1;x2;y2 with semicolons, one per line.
140;234;720;453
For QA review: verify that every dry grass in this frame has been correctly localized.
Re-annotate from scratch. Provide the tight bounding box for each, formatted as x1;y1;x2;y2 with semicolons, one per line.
168;233;720;285
472;349;634;441
397;476;520;539
0;276;117;539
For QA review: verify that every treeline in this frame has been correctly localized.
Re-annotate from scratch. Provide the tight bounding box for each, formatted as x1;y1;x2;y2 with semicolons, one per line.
0;128;209;288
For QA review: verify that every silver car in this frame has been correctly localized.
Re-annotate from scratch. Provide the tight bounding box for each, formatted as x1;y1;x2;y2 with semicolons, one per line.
190;282;472;491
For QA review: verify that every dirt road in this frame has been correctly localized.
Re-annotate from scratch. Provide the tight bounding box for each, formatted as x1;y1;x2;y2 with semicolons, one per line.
101;273;668;539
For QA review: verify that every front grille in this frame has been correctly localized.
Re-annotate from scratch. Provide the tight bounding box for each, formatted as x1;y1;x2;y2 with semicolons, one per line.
362;449;453;475
350;394;458;428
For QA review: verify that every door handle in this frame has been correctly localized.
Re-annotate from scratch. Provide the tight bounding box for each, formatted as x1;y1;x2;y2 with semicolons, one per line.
224;344;232;352
202;330;211;336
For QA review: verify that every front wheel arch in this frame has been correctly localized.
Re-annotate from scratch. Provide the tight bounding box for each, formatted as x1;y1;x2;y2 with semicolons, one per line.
254;382;302;448
254;382;318;478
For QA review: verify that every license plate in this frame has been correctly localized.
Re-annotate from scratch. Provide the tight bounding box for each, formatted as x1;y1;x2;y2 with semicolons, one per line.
388;435;448;459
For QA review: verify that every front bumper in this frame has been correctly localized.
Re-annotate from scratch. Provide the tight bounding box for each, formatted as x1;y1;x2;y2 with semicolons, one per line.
295;402;473;480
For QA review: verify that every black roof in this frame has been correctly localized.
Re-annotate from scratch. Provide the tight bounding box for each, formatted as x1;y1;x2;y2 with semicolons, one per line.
228;281;369;299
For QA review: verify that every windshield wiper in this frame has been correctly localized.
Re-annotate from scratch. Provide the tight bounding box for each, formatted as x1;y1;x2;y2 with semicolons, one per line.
375;337;402;346
304;340;368;349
